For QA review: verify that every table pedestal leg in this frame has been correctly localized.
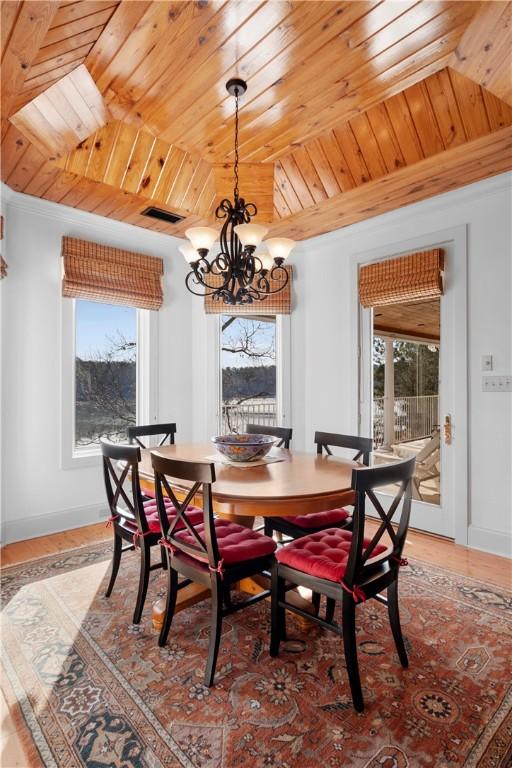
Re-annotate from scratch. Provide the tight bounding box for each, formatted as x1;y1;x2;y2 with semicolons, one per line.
239;575;317;630
152;584;210;632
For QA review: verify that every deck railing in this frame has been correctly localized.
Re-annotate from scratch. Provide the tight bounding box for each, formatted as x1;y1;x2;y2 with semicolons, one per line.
221;399;277;434
220;394;438;445
373;394;439;446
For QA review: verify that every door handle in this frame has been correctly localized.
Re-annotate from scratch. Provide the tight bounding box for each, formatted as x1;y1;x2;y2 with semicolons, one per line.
443;414;452;445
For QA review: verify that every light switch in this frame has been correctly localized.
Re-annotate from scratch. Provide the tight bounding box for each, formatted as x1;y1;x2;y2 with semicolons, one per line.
481;355;493;371
482;375;512;392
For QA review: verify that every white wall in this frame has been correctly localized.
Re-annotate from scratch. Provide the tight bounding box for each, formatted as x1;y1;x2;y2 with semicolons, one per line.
287;173;512;557
0;187;193;543
2;174;511;556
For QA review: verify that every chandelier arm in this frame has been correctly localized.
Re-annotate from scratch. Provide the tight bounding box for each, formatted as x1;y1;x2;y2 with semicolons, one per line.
185;271;231;297
261;265;290;294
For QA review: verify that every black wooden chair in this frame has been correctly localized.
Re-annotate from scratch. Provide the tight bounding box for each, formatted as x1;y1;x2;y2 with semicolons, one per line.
152;452;277;687
101;439;203;624
127;422;177;448
263;431;372;539
245;423;292;448
270;455;416;712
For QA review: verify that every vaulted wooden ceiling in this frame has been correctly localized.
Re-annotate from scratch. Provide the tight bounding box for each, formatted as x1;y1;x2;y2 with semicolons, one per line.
1;1;511;240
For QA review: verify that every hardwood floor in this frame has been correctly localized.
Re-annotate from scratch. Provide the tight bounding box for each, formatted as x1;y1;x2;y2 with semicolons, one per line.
1;522;510;767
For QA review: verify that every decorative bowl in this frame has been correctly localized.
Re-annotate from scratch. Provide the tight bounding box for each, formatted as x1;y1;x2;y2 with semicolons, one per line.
212;433;275;462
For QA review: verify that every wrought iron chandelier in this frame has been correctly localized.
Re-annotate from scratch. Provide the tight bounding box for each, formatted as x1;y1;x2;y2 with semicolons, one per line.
180;78;296;305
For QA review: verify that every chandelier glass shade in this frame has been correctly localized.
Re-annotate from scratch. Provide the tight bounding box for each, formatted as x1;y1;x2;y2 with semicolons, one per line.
182;78;296;305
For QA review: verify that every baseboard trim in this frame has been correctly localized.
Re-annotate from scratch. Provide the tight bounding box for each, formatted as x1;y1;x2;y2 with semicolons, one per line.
467;525;511;558
2;503;109;545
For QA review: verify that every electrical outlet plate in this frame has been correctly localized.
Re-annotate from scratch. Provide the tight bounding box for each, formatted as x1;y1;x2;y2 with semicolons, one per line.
482;375;512;392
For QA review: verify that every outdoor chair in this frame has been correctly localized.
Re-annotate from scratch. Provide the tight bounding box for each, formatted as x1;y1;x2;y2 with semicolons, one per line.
101;439;203;624
270;456;416;712
127;422;177;448
394;428;440;501
152;452;277;687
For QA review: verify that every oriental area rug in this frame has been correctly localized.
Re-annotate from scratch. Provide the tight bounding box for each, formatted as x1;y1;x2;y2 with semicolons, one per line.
1;540;511;768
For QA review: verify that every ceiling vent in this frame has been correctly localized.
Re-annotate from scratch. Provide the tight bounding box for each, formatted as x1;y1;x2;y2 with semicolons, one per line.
141;206;185;224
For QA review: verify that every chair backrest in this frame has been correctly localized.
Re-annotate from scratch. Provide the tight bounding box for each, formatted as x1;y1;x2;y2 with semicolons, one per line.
344;457;416;589
151;452;219;567
246;423;292;449
314;431;372;465
100;439;148;532
127;422;177;449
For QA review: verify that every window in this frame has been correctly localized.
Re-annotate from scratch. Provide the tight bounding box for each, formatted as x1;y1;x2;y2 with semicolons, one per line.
74;300;137;451
220;315;278;433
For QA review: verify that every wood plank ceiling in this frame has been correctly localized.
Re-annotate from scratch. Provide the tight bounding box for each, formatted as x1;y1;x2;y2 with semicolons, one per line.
1;0;512;240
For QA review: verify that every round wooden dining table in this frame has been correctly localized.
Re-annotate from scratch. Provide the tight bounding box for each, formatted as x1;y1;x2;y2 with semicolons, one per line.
137;442;358;523
138;442;359;629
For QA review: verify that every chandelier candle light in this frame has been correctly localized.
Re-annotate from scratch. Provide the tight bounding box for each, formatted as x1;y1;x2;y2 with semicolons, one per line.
180;78;296;305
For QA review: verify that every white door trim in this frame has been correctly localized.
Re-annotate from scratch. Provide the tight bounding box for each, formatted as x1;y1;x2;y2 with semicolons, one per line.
349;224;468;545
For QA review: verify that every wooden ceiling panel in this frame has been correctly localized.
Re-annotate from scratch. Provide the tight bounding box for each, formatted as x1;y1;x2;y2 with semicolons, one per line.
207;2;475;161
1;1;511;242
272;68;512;219
242;4;475;163
374;299;440;342
10;1;120;113
266;126;512;240
1;1;59;120
450;1;512;106
9;65;108;159
55;119;217;218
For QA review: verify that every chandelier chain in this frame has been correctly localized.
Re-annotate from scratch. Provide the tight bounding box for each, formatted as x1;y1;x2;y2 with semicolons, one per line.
234;88;240;203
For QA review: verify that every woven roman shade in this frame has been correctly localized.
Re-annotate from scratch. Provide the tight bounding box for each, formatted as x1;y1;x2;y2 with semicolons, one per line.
359;249;444;308
61;237;163;310
204;266;293;315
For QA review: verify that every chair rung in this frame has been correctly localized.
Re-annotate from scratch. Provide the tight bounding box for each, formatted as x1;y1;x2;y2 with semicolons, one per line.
223;589;271;615
121;544;135;553
177;578;192;590
374;592;388;606
149;562;163;572
279;599;343;636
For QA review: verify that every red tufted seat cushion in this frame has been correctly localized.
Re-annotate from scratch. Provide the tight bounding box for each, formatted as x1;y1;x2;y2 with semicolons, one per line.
276;528;388;583
175;519;277;565
142;498;203;533
279;507;351;530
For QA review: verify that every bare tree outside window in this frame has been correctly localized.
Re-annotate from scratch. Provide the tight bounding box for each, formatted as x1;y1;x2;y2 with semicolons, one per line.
220;315;277;433
75;301;137;448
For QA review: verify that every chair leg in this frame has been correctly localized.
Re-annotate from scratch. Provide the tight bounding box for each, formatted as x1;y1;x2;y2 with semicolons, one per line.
105;533;122;598
158;564;178;647
311;592;321;616
342;595;364;712
223;584;233;611
133;543;151;624
263;518;273;537
270;565;286;656
204;577;223;687
325;597;336;623
387;579;409;668
160;543;168;570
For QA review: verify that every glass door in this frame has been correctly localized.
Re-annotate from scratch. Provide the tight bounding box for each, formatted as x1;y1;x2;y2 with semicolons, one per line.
358;236;467;540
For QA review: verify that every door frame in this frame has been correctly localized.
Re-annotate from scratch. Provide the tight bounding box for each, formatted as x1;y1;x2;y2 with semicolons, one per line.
349;224;468;545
